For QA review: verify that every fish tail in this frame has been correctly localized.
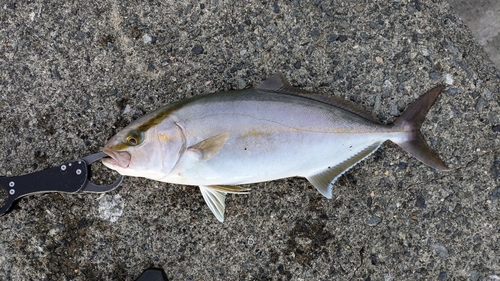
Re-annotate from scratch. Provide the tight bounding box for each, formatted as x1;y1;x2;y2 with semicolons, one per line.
392;85;450;171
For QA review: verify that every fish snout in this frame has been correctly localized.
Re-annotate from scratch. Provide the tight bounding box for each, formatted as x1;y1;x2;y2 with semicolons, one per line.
102;147;132;168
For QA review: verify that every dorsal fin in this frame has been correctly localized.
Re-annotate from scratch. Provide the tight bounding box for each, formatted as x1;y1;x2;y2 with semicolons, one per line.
256;73;381;124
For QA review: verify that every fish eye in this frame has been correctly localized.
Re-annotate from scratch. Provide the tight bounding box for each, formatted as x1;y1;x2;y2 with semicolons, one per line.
125;131;143;146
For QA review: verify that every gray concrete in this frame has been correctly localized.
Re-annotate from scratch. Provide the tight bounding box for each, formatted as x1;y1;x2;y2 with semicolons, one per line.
0;0;499;280
448;0;500;69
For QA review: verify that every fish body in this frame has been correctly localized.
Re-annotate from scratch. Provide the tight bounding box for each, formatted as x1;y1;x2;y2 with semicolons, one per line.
103;74;449;222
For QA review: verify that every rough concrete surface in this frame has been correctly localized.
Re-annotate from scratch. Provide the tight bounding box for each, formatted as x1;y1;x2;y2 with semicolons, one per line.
447;0;500;70
0;0;499;280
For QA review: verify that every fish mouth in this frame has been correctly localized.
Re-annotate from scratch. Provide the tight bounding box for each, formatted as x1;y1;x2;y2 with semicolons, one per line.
102;147;131;168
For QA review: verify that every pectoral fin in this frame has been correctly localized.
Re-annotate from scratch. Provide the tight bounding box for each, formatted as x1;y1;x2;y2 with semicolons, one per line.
188;133;230;160
199;185;250;222
306;142;382;199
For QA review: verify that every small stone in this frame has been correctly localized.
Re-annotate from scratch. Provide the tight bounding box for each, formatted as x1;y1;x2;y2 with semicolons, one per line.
265;40;275;49
306;45;315;55
366;216;382;226
142;34;152;44
273;2;280;13
474;97;488;112
337;35;348;42
469;270;480;281
483;88;493;100
374;94;381;111
443;88;460;96
390;103;399;116
493;125;500;132
375;56;383;63
328;34;338;42
489;112;500;124
353;5;364;13
438;271;447;281
98;194;124;223
432;243;449;259
434;62;442;71
444;73;454;85
357;55;366;63
407;3;416;14
294;60;301;69
429;71;441;80
75;31;84;40
310;28;319;37
192;44;204;55
491;156;500;179
370;21;385;30
416;195;426;208
471;91;480;98
123;104;131;114
240;49;247;55
236;79;246;90
398;162;408;169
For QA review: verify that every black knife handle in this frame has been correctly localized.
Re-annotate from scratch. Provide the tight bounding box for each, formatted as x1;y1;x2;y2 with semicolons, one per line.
0;160;88;215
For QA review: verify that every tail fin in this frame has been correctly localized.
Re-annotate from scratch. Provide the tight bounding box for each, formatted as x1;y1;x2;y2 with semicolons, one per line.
393;85;450;171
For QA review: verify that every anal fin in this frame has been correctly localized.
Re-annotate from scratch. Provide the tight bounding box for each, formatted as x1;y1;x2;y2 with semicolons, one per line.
306;142;382;199
199;185;250;222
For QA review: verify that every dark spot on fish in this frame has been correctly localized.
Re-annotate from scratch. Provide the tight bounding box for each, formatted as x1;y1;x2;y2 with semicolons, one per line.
244;148;247;150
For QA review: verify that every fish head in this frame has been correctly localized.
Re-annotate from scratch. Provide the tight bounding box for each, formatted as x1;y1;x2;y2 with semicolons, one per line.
102;118;185;180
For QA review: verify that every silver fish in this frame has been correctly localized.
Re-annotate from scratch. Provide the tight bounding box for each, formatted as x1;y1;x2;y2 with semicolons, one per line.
102;73;449;222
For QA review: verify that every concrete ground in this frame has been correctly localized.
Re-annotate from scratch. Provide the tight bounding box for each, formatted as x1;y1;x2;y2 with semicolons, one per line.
0;0;499;280
447;0;500;70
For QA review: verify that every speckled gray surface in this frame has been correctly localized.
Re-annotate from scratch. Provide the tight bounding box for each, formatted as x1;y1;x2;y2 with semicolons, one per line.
0;0;499;280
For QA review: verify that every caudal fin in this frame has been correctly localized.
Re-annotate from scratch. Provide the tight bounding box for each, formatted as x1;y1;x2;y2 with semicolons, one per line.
393;85;449;171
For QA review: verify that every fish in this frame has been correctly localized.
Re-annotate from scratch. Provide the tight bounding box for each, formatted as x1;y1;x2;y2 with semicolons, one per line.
102;73;449;222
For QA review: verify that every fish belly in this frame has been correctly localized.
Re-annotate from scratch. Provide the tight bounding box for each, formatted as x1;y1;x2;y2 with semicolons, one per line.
168;131;391;186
